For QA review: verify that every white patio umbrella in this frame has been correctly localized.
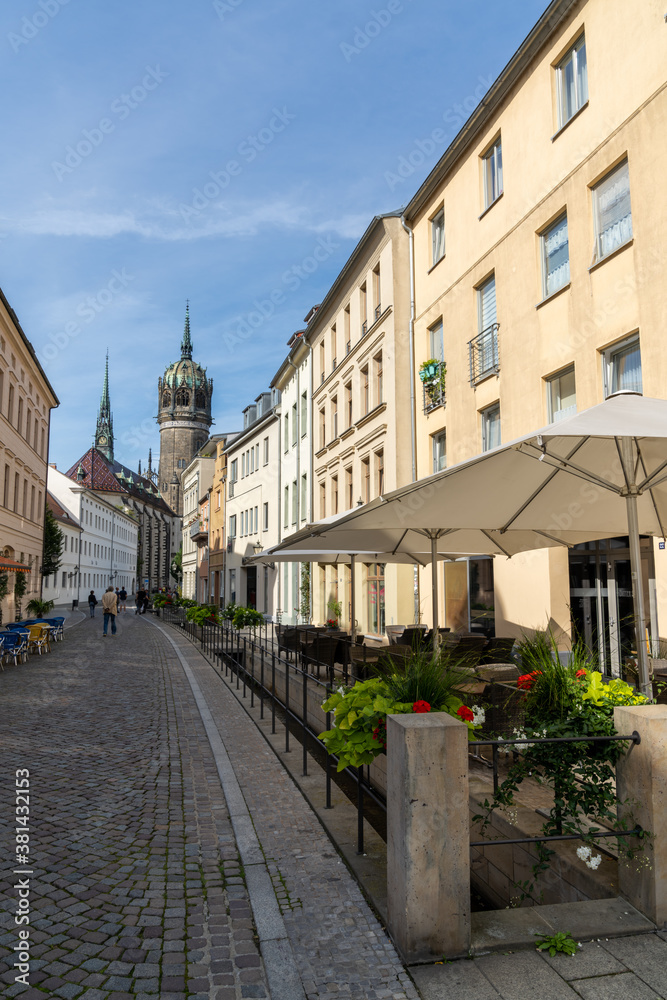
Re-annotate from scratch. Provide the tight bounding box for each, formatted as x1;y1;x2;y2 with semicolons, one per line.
290;392;667;693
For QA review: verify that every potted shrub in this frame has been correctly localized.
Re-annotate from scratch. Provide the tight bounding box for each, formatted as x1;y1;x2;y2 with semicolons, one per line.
26;598;55;617
326;598;342;629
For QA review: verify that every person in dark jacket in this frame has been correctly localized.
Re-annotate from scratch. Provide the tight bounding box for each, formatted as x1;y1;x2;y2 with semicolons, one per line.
88;591;98;617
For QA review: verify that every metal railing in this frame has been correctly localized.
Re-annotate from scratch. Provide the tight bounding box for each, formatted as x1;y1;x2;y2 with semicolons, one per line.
422;361;446;413
161;609;387;854
469;322;500;385
469;730;642;847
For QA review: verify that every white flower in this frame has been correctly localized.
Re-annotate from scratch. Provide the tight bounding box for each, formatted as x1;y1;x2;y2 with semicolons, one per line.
472;706;486;725
587;854;602;870
337;686;345;695
576;846;592;861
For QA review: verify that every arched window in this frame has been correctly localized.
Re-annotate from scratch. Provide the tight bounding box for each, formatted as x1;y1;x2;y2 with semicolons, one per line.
195;390;206;408
175;388;190;407
162;391;171;408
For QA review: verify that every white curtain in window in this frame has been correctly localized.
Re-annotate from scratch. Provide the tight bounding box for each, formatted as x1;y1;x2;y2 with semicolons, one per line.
596;161;632;260
429;320;444;361
432;211;445;263
612;343;642;394
544;215;570;296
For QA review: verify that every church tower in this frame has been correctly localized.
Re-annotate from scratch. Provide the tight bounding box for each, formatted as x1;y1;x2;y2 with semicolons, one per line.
157;304;213;515
94;351;114;462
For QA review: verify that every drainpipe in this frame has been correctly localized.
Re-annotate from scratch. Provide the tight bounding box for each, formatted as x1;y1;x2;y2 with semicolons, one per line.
401;214;420;626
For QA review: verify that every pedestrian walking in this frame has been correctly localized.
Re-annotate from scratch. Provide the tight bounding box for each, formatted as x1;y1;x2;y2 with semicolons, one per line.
115;587;121;608
102;586;118;636
119;587;127;612
135;588;146;615
88;591;98;617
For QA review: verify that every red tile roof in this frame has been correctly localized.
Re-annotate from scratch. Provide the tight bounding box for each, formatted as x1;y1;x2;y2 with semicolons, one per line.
64;448;175;515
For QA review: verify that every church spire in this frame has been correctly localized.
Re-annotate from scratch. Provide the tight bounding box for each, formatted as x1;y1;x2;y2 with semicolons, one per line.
94;351;114;462
181;300;192;359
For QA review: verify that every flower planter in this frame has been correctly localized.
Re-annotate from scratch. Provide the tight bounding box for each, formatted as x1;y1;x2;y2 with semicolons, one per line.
419;362;438;381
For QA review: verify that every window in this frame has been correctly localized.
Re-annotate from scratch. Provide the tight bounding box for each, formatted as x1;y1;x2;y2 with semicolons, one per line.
291;480;297;524
481;403;501;452
263;502;269;531
284;414;289;452
8;385;14;425
30;485;35;521
556;33;587;128
372;264;381;320
429;319;444;362
319;481;326;519
592;159;632;264
345;381;352;427
284;486;289;527
470;274;499;384
263;438;269;465
0;371;3;412
25;408;31;441
319;407;326;449
432;430;447;473
361;366;369;415
374;353;383;405
482;136;503;208
241;452;246;477
541;213;570;298
292;403;297;446
13;472;19;512
320;342;326;383
361;457;370;504
345;467;353;510
344;305;351;353
300;393;307;437
331;324;337;369
17;398;23;436
332;475;339;515
300;474;307;521
603;336;642;397
331;396;338;439
22;479;27;517
375;450;384;497
547;366;576;422
229;515;237;538
431;207;445;265
360;283;367;334
366;563;385;635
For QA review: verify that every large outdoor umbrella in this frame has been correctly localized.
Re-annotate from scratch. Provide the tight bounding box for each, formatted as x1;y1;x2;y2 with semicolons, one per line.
288;392;667;693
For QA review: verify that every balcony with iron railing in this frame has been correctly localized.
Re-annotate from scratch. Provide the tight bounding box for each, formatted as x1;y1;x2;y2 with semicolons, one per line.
419;360;446;414
469;323;500;386
190;519;208;542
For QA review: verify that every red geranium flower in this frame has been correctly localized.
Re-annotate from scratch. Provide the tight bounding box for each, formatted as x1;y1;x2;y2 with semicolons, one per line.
517;674;534;690
457;705;474;723
576;668;587;678
412;700;431;713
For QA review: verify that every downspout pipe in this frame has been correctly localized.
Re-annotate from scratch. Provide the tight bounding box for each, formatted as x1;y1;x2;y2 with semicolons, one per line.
401;214;420;627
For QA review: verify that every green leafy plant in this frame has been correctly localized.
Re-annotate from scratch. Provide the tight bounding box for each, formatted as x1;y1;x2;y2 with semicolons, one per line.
299;564;311;622
231;606;264;630
185;603;221;626
14;573;27;621
476;626;650;898
221;601;238;621
326;598;342;623
42;506;64;577
319;650;482;771
535;932;578;957
418;358;446;402
26;598;55;617
0;574;9;625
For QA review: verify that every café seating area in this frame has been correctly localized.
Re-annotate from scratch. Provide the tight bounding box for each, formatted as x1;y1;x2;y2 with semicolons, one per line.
0;617;65;669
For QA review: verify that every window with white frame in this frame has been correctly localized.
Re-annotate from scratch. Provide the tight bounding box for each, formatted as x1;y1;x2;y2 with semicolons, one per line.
547;366;576;422
284;486;289;527
300;392;307;436
481;403;501;452
603;336;642;397
263;502;269;531
556;33;587;128
541;213;570;298
300;474;307;521
263;437;269;465
482;136;503;209
292;480;297;524
229;514;236;538
431;207;445;265
230;458;238;481
592;159;632;264
429;319;444;362
432;430;446;473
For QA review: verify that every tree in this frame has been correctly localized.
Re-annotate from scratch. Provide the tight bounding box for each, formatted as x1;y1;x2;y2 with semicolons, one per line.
42;506;64;578
170;546;183;584
14;572;27;621
0;574;8;625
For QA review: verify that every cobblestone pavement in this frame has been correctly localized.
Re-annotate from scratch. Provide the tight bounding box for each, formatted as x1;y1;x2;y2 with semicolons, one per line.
0;612;270;1000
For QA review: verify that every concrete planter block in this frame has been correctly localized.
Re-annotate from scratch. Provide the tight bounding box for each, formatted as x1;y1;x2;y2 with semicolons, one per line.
615;704;667;928
386;712;471;962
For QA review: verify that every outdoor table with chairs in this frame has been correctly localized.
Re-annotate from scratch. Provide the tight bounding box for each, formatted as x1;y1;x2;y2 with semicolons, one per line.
0;616;65;669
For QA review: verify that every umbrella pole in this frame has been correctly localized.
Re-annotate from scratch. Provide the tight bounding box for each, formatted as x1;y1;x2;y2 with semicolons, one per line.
350;554;356;644
430;533;440;650
625;490;651;696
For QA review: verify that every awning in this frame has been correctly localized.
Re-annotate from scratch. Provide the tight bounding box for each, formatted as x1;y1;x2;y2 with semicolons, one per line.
0;560;31;573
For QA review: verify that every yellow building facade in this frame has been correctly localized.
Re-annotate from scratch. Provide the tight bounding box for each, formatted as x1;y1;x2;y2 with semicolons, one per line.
405;0;667;669
0;288;58;620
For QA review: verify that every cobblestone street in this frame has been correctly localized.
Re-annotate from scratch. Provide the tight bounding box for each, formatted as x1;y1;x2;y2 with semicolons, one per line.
0;612;418;1000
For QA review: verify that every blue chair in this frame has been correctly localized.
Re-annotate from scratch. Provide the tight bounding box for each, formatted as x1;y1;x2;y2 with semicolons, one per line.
31;619;61;643
45;617;65;641
0;631;27;666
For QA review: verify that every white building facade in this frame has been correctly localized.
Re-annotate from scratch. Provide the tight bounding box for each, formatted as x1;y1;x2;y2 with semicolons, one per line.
225;391;281;616
47;466;138;605
43;492;82;608
271;328;312;624
180;438;218;601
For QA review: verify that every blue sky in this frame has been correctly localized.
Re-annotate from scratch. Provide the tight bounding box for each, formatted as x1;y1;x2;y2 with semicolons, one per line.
0;0;547;473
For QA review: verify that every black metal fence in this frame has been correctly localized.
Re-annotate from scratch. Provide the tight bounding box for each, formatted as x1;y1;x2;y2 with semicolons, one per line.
161;609;386;854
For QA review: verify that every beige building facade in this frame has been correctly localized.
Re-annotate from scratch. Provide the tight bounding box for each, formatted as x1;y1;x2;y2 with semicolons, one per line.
306;213;415;635
0;288;58;620
404;0;667;668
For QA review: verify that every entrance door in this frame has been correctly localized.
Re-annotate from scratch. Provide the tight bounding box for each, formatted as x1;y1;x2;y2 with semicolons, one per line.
246;566;257;609
569;538;656;677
